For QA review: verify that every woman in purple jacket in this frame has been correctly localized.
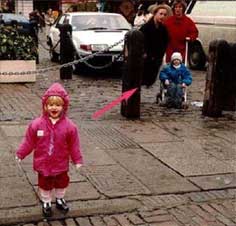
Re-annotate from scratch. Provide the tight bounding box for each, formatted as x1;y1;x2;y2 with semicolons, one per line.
16;83;83;217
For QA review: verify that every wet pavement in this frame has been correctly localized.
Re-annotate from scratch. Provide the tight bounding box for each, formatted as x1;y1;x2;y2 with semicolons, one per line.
0;34;235;226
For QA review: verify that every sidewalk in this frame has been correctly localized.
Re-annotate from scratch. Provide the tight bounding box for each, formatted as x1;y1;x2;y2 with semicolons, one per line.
0;68;235;226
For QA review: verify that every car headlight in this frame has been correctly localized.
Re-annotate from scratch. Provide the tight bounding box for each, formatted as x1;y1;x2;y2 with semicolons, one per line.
91;44;109;51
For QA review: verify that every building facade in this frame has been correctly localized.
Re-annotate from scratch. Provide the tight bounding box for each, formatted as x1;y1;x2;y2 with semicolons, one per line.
0;0;97;18
0;0;159;23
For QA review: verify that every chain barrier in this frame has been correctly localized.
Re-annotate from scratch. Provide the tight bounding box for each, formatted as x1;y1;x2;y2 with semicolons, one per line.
78;52;113;70
0;37;124;76
67;32;119;70
38;37;60;54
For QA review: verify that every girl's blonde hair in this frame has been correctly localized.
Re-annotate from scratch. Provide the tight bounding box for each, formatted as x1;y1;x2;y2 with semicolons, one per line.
46;96;64;106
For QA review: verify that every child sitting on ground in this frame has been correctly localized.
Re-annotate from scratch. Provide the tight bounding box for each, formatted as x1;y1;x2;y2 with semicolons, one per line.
159;52;192;108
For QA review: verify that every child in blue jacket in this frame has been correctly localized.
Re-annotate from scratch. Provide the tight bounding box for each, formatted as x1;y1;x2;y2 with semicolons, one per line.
159;52;192;108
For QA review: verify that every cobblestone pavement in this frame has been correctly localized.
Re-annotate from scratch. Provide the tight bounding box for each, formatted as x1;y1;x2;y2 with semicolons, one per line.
0;35;235;226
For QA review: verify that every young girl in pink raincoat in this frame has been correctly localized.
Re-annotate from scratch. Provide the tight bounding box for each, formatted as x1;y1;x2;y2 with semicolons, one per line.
16;83;83;217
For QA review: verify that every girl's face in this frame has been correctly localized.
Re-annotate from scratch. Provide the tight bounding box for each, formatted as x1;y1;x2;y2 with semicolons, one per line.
174;3;184;16
153;8;168;24
45;96;64;119
173;59;181;66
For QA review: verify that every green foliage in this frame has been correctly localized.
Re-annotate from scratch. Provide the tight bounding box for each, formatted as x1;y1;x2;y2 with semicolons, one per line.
0;25;38;60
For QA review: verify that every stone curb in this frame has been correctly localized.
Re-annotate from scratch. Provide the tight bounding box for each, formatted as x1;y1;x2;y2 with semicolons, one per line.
0;198;140;226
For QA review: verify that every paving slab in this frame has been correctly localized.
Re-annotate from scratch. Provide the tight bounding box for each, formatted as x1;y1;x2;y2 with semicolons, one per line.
198;137;236;161
107;148;199;194
0;139;11;150
153;120;210;138
0;124;27;137
82;143;117;165
0;161;22;178
4;136;24;151
213;130;236;143
139;194;189;210
113;121;182;144
0;176;38;209
69;165;90;183
81;124;138;149
63;181;100;201
142;140;233;176
197;120;236;143
83;164;151;197
223;160;236;173
0;85;40;121
188;174;236;190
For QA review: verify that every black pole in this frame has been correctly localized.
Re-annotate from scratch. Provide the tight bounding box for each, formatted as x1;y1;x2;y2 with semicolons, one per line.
59;24;74;80
121;29;144;119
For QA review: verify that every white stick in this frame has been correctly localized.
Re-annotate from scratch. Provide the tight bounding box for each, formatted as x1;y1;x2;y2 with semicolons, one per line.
185;38;189;67
184;87;187;103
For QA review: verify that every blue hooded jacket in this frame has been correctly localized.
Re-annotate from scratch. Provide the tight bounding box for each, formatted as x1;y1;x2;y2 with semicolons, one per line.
159;63;192;85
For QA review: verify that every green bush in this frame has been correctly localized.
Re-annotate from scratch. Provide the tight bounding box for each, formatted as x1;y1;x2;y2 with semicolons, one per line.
0;25;38;60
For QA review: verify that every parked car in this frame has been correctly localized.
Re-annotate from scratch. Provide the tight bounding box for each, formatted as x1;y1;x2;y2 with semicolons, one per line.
186;0;236;70
0;13;33;35
47;12;131;70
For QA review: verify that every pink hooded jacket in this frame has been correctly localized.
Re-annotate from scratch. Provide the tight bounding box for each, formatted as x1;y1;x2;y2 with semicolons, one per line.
16;83;83;176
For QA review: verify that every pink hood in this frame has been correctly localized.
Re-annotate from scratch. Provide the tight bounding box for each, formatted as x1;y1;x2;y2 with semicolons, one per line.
42;82;69;115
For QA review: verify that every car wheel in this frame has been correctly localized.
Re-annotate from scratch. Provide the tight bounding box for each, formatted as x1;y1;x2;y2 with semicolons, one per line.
188;42;206;70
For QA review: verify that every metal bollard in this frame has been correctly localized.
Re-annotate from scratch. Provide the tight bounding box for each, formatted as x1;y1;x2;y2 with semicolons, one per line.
202;39;235;117
59;24;74;80
121;29;144;119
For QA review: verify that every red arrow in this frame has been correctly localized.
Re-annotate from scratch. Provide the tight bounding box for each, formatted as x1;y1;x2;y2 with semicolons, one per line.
92;88;137;120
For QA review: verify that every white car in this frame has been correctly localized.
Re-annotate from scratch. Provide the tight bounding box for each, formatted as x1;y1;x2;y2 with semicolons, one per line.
47;12;131;70
186;0;236;70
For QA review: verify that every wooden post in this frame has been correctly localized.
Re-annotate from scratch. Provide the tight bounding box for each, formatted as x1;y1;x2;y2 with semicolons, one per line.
59;24;74;80
202;39;234;117
121;29;144;119
223;42;236;111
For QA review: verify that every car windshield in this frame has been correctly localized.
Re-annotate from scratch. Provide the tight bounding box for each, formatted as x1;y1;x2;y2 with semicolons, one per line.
71;14;131;31
0;13;29;23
